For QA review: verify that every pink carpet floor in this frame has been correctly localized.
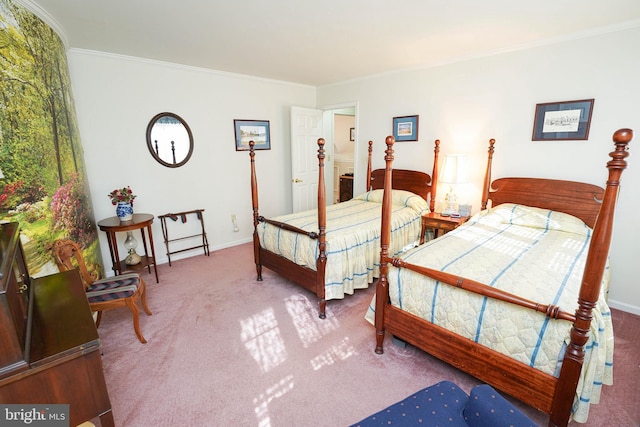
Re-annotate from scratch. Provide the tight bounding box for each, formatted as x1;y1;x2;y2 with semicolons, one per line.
93;243;639;426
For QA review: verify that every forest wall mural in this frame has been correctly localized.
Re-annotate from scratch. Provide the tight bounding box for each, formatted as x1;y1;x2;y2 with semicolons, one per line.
0;0;102;278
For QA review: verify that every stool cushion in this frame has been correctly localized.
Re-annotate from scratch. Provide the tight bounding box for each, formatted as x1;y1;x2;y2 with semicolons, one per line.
86;273;140;303
350;381;468;426
463;384;537;427
350;381;537;427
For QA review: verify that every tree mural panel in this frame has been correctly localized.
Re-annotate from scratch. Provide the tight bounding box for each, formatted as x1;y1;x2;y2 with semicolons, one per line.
1;0;102;278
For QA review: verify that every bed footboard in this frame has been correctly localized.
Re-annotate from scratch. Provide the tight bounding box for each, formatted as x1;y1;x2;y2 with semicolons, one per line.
250;138;329;317
383;304;558;413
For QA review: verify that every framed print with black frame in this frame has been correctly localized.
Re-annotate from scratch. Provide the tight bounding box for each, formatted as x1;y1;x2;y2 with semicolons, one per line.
392;115;419;141
234;119;271;151
532;99;594;141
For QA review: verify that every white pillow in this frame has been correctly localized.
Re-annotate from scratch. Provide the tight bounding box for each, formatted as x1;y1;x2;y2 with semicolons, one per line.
483;203;590;235
355;189;430;213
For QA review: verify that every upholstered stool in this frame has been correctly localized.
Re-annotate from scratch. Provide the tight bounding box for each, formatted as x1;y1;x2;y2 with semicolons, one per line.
350;381;537;427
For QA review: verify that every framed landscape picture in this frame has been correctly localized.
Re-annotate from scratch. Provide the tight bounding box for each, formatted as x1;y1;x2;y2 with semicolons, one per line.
392;115;419;141
234;119;271;151
532;99;594;141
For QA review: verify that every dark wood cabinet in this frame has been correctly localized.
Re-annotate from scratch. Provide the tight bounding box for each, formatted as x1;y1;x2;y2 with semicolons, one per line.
0;222;30;379
339;175;354;202
0;223;114;426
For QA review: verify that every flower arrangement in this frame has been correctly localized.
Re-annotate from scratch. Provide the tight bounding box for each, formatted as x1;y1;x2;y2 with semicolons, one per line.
108;186;137;205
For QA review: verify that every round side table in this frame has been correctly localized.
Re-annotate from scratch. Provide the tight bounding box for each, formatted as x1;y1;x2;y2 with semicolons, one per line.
97;213;159;283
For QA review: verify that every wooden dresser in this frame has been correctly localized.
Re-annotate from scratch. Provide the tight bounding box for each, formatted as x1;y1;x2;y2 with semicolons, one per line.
339;174;354;202
0;222;114;426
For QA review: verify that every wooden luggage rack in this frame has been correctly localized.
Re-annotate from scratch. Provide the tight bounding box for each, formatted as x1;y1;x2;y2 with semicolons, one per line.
159;209;210;266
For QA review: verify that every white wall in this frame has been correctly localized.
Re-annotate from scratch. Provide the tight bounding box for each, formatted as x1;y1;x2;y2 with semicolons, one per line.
317;26;640;314
67;50;316;270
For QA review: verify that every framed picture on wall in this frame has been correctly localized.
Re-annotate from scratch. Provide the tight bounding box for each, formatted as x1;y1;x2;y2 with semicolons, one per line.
392;115;419;141
532;99;594;141
234;119;271;151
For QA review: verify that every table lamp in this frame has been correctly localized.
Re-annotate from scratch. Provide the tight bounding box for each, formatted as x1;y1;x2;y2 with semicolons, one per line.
440;154;468;216
124;231;142;265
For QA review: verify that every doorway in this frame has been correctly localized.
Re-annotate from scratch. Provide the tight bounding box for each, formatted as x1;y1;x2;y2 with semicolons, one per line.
290;103;358;213
322;105;356;204
332;113;355;203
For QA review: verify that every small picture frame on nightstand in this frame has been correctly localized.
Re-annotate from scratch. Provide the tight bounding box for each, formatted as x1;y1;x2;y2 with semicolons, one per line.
458;204;471;217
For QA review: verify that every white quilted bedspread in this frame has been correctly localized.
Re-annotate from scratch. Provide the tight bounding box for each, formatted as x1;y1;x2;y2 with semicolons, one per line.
258;189;429;300
365;203;614;423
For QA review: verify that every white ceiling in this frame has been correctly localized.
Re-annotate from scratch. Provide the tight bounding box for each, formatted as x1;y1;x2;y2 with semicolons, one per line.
21;0;640;86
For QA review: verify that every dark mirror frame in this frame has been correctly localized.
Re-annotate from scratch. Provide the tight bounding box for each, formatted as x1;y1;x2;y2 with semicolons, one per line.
146;112;194;168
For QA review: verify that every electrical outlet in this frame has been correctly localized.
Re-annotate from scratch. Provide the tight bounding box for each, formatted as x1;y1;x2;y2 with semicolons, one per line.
231;214;239;232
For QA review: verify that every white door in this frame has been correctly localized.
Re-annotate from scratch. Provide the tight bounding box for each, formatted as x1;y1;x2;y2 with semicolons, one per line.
290;106;324;212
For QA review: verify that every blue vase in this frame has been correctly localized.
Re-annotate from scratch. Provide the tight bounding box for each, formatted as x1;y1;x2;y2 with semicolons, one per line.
116;202;134;221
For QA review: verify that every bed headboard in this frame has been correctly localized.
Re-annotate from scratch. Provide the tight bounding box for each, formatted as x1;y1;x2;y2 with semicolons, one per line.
487;178;604;229
369;139;440;211
480;138;605;228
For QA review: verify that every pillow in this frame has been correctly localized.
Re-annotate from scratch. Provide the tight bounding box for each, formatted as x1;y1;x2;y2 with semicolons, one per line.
355;189;429;213
483;203;590;235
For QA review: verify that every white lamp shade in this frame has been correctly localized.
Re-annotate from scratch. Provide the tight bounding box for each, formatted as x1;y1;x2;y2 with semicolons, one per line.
440;154;468;184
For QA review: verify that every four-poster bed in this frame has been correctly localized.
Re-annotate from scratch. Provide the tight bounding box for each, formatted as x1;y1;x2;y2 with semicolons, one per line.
372;129;632;427
249;138;441;318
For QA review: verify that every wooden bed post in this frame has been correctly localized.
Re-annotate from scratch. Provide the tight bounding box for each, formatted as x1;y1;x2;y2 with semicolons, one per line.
316;138;328;319
249;141;263;281
366;141;373;191
481;139;496;210
549;129;632;427
430;140;440;212
375;136;395;354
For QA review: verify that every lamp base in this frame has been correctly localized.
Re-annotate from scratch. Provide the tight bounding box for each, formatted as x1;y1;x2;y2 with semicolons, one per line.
125;251;141;265
442;189;458;216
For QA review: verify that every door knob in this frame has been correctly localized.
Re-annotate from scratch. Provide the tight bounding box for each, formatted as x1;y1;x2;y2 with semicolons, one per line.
293;178;303;183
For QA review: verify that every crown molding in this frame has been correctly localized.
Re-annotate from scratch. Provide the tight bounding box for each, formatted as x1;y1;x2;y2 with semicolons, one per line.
12;0;69;47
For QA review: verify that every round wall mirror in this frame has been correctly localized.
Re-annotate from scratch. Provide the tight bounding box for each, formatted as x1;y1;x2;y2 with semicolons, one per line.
146;112;194;168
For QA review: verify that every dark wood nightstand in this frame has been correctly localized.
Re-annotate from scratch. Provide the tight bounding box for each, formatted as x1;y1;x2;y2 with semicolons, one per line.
419;212;469;244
